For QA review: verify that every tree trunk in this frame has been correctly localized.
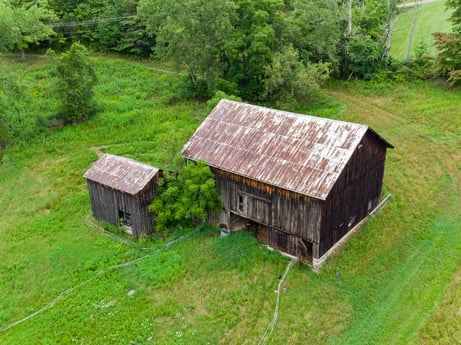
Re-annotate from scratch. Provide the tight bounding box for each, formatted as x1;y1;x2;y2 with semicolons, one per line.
347;0;353;35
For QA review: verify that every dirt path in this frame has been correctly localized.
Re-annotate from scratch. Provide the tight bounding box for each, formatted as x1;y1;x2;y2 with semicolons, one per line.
88;144;125;157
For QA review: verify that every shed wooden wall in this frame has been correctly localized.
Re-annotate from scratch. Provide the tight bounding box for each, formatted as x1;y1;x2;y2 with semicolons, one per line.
320;131;388;256
86;178;159;237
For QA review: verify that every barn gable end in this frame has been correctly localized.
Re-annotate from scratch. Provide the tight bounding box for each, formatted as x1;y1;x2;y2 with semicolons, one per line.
83;154;161;237
182;99;393;268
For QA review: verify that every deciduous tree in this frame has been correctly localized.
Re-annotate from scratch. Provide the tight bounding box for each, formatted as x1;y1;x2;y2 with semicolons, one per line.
138;0;234;95
433;0;461;85
263;45;330;103
0;0;56;58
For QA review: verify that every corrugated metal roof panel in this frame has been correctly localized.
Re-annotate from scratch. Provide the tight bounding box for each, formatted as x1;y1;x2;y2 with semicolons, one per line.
181;99;391;200
83;154;159;195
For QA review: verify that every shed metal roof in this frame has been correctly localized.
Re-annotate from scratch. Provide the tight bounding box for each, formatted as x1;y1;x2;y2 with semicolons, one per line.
181;99;393;200
83;154;160;195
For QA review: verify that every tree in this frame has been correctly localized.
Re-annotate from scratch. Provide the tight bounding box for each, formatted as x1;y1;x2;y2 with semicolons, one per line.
222;0;286;99
0;0;56;58
138;0;234;96
55;42;97;123
433;0;461;85
150;160;222;232
263;45;330;103
289;0;343;68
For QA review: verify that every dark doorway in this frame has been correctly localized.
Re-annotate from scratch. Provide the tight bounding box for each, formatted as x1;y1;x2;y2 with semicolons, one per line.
298;239;313;265
119;210;132;234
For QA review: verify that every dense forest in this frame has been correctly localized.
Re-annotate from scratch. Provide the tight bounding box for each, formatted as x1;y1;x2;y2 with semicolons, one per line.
1;0;460;96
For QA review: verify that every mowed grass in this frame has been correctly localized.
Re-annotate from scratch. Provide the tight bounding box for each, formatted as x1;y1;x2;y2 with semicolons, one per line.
390;0;453;60
0;56;460;344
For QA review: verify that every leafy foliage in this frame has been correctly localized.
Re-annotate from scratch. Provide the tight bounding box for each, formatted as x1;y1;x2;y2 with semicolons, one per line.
432;32;461;85
290;0;344;68
0;0;56;57
432;0;461;85
0;64;47;149
263;45;330;103
55;42;98;123
139;0;234;98
150;160;222;232
136;0;399;100
340;35;387;80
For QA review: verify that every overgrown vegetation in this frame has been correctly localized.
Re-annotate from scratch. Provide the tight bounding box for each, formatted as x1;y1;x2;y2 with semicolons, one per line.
0;55;459;344
150;160;222;232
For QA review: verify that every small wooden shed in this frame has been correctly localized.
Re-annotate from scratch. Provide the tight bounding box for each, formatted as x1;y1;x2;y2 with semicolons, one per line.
83;154;161;237
182;99;394;268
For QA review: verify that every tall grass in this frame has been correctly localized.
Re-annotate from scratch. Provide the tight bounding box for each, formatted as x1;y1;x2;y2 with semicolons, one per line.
0;56;460;344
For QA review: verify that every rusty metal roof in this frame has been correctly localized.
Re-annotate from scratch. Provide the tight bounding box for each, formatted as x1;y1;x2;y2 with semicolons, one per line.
181;99;392;200
83;154;160;195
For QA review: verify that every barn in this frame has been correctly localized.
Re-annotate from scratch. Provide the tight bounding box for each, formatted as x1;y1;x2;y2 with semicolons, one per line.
181;99;394;268
83;154;161;237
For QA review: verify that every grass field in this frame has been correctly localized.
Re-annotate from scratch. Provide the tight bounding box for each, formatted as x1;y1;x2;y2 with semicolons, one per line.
0;56;460;344
390;0;453;60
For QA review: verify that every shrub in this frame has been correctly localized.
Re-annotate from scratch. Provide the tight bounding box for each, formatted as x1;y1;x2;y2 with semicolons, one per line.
55;43;98;123
150;160;222;232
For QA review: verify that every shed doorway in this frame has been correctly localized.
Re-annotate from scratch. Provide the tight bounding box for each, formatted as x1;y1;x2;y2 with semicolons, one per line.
119;210;132;235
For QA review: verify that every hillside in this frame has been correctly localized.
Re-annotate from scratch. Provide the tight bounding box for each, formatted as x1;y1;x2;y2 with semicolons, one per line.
390;0;453;60
0;56;460;344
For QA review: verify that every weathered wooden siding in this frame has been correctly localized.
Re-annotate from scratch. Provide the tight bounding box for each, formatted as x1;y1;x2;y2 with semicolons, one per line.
86;177;159;237
319;132;388;256
213;168;321;262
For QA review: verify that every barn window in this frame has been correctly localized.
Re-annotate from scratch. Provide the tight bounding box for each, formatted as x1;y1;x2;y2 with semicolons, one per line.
238;194;245;212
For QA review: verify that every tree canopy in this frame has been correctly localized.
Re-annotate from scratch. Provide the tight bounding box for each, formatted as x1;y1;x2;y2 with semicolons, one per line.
0;0;56;58
136;0;397;99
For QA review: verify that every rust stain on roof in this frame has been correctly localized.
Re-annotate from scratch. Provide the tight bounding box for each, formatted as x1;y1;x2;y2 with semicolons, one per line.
83;154;160;195
182;99;392;200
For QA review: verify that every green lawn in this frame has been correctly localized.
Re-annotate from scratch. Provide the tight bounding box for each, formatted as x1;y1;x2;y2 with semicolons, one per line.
390;0;453;60
0;56;460;344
